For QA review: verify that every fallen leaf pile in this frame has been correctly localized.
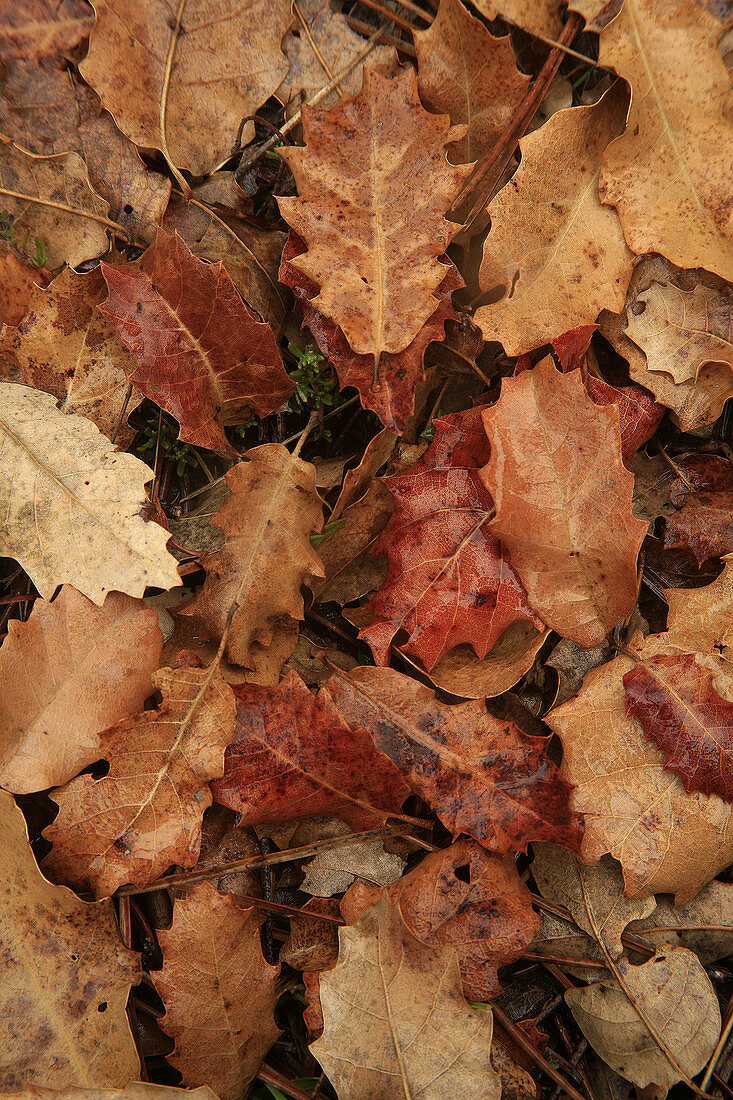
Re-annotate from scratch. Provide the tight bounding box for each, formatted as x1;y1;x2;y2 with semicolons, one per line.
0;0;731;1098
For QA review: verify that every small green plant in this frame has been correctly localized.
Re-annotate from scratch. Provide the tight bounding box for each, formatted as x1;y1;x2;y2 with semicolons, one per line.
311;517;346;548
288;343;339;414
138;416;196;476
0;210;47;268
420;407;446;442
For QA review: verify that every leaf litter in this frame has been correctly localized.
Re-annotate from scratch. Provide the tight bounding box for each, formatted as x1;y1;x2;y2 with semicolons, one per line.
0;0;731;1098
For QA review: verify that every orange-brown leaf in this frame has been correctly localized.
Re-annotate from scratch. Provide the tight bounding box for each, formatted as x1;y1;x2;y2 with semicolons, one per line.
99;230;292;453
624;652;733;802
480;358;647;646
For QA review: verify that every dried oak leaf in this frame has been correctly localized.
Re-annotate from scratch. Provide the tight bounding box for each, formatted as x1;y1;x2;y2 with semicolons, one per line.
323;665;584;854
358;406;543;670
474;85;633;355
566;947;720;1088
278;66;470;359
548;655;733;902
0;246;49;326
624;281;733;385
43;662;236;898
299;818;406;897
99;230;292;453
414;0;531;167
80;0;292;177
281;897;341;972
341;838;541;1001
181;444;324;669
152;882;280;1100
212;671;410;830
480;358;647;646
598;0;733;281
0;586;162;794
0;0;92;61
418;621;549;700
624;653;733;802
314;479;393;605
0;383;181;603
628;878;733;964
280;233;462;434
470;0;562;36
662;454;733;564
311;895;501;1100
0;790;140;1089
276;0;397;116
0;65;170;244
0;140;111;268
163;179;286;325
0;264;143;447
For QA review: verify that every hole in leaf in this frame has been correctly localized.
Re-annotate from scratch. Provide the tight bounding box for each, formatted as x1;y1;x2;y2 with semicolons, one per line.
454;864;471;884
98;1002;108;1012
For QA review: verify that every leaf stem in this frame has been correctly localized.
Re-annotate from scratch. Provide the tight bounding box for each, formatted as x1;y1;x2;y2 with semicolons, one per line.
159;0;192;200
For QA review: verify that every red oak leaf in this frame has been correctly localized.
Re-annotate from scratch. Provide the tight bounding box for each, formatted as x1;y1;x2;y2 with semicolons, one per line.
211;671;410;830
358;406;543;670
662;455;733;564
279;231;462;434
623;652;733;802
324;665;584;855
99;229;293;453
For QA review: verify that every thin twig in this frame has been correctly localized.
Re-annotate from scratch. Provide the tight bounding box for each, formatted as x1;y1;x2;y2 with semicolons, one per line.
702;1006;733;1090
489;1002;589;1100
110;382;134;446
356;0;416;33
258;1064;313;1100
159;0;192;198
344;14;416;55
655;440;693;489
295;0;343;94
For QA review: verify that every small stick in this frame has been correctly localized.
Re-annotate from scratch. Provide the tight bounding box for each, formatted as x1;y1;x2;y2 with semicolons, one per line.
110;382;134;446
280;394;360;447
522;951;607;970
654;440;693;489
702;1003;733;1090
489;1002;589;1100
0;593;37;606
344;14;417;55
159;0;192;199
392;0;432;23
295;0;343;94
258;1064;313;1100
357;0;417;33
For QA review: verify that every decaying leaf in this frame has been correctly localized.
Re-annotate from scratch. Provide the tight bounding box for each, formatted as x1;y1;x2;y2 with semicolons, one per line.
566;947;721;1088
0;140;111;268
0;66;170;244
0;586;162;794
278;66;469;359
474;86;633;355
0;383;181;603
311;896;502;1100
212;671;410;830
598;0;733;281
419;621;549;700
0;790;140;1089
44;662;236;897
299;818;406;897
662;454;733;564
181;445;324;669
414;0;531;165
360;407;543;670
628;878;733;964
624;281;733;384
0;0;92;61
99;230;292;453
481;359;647;646
314;479;392;604
153;882;280;1100
623;652;733;802
280;231;462;432
1;1089;219;1100
80;0;293;176
324;665;584;854
0;265;143;446
548;655;733;902
471;0;563;36
0;246;49;325
280;897;340;971
342;838;541;1001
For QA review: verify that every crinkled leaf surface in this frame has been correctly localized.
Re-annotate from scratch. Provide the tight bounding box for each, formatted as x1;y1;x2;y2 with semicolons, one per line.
0;384;181;602
0;790;140;1089
624;652;733;802
359;407;543;670
153;882;280;1100
311;896;501;1100
212;671;410;830
0;586;162;794
99;230;292;453
342;838;541;1001
181;444;324;669
324;665;584;854
278;66;469;358
44;662;236;898
480;359;647;646
80;0;292;177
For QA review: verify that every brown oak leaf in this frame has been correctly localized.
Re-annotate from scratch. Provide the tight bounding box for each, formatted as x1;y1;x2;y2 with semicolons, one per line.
0;246;50;326
0;586;162;794
181;444;324;670
358;406;543;670
212;671;410;830
99;230;292;453
662;455;733;564
153;882;280;1100
43;661;236;898
481;358;648;646
341;838;541;1001
323;665;584;854
280;230;462;433
278;66;470;359
624;652;733;802
0;0;92;61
